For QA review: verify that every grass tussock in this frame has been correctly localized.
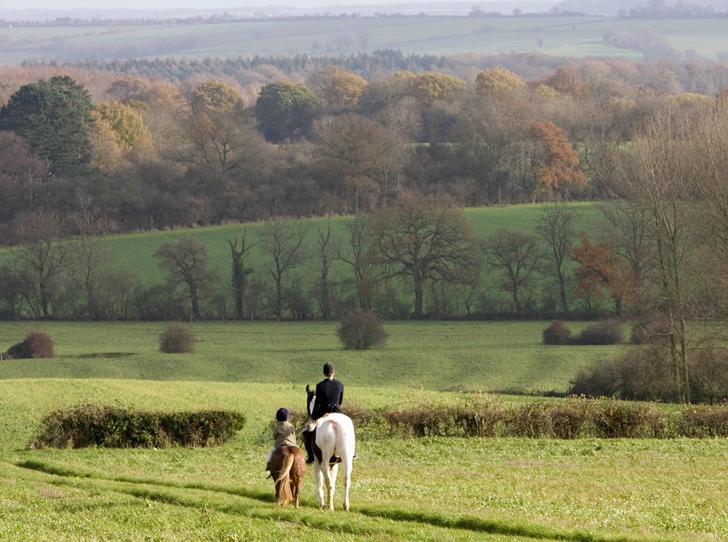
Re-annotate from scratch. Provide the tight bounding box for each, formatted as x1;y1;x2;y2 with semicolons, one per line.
30;403;245;449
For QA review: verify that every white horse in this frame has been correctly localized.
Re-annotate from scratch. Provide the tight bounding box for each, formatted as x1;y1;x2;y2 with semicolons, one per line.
305;384;356;511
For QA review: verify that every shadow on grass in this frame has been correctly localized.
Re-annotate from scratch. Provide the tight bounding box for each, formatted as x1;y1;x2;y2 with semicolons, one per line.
74;352;135;358
15;459;274;503
15;460;651;542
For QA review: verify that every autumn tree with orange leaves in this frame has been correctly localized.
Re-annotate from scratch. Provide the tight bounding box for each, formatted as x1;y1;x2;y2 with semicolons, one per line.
529;121;587;199
567;231;633;315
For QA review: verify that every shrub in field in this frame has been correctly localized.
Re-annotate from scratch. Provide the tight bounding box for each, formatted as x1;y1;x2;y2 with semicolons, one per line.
336;309;388;350
7;330;54;359
677;405;728;437
689;346;728;404
547;401;591;439
159;323;197;353
568;357;623;398
452;396;505;437
507;402;551;437
30;403;245;449
590;400;662;438
542;320;572;345
573;320;624;345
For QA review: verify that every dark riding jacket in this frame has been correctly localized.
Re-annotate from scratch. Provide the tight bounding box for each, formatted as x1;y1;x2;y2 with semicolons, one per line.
312;378;344;419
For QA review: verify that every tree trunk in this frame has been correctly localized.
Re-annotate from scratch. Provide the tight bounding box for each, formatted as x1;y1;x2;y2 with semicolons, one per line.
558;272;568;313
413;273;424;318
275;275;283;321
190;284;201;321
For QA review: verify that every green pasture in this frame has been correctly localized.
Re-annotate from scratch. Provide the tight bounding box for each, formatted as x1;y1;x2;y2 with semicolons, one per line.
1;15;727;64
0;320;619;393
0;376;726;540
0;321;724;540
31;202;601;288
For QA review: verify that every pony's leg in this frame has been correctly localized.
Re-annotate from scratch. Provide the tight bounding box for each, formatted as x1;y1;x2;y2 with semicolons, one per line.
314;459;325;509
341;458;352;511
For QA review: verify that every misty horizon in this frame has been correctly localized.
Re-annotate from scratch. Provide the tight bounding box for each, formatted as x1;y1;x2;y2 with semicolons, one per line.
3;0;526;10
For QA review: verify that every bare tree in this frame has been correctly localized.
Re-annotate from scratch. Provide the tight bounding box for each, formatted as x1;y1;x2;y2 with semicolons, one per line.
11;209;69;319
483;228;543;312
258;220;309;321
154;236;215;321
536;202;578;313
598;201;652;306
317;219;338;320
366;195;478;318
70;195;117;320
228;228;257;320
336;214;373;310
616;110;696;403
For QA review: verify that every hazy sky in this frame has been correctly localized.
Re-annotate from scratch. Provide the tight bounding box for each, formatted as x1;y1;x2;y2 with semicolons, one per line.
4;0;454;10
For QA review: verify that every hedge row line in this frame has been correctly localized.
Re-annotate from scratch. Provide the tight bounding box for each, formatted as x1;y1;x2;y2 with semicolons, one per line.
287;398;728;440
31;403;245;449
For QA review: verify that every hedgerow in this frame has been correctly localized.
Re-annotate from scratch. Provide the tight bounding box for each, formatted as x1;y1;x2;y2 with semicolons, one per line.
30;403;245;449
271;397;728;440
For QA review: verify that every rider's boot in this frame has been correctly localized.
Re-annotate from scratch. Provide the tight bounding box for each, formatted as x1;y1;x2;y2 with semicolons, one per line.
265;461;271;471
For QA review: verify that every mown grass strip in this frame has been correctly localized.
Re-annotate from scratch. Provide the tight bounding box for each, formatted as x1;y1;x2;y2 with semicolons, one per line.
13;459;665;542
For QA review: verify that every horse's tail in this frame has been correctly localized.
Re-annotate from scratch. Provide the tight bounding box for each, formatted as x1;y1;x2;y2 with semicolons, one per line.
275;452;295;506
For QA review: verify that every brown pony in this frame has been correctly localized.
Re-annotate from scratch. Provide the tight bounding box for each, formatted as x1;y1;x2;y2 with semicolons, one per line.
269;445;306;507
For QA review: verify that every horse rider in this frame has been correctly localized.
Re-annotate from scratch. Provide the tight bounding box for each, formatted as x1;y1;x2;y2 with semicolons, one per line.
303;362;346;464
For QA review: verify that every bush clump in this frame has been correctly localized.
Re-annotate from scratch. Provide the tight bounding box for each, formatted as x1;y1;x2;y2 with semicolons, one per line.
30;403;245;449
159;323;197;353
336;309;388;350
6;330;54;359
542;320;573;345
573;320;624;345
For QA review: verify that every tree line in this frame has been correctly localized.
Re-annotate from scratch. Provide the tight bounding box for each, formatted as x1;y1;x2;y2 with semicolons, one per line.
2;56;728;237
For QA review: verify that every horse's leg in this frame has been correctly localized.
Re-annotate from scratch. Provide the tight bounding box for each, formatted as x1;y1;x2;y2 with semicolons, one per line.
341;457;352;511
319;457;335;510
327;462;338;511
314;459;325;509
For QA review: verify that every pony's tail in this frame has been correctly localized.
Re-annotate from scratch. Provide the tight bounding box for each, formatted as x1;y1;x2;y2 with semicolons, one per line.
275;452;295;506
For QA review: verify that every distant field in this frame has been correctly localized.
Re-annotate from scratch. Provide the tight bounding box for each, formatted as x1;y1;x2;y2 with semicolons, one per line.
0;15;726;64
62;202;602;287
0;320;621;393
0;203;605;316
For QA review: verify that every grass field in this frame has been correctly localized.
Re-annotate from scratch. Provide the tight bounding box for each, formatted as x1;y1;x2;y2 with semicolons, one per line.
1;15;726;64
0;321;725;540
0;381;727;539
0;202;600;288
0;320;619;392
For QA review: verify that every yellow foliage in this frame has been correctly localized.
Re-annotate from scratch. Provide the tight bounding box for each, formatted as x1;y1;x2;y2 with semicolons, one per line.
410;72;468;106
191;79;244;113
94;101;152;153
475;67;526;97
533;84;560;100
